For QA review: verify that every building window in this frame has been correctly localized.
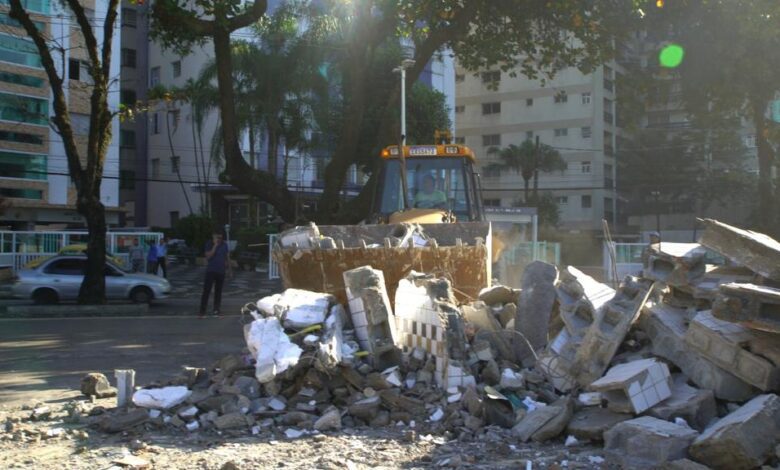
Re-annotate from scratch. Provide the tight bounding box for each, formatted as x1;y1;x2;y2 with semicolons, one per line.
483;199;501;207
455;105;465;114
0;92;48;125
121;48;136;68
454;136;465;144
0;35;42;68
0;150;46;180
554;128;568;137
172;60;181;78
455;73;465;83
120;89;136;106
481;70;500;85
482;134;501;147
120;170;135;190
554;91;568;103
68;58;80;80
0;187;43;199
152;112;160;134
150;66;160;87
170;156;180;173
121;7;137;28
151;158;160;178
582;92;591;104
555;196;568;205
526;98;533;106
170;211;180;227
0;70;44;88
482;102;501;115
526;131;534;141
0;129;43;145
581;195;592;208
120;129;135;148
581;126;592;138
581;161;591;173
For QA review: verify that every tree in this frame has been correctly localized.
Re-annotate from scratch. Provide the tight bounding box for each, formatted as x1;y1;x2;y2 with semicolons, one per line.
643;0;780;233
406;83;452;145
486;140;565;203
151;0;637;223
9;0;121;303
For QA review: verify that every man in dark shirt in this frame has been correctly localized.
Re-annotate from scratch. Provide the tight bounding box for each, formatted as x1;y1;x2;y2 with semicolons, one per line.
199;231;232;317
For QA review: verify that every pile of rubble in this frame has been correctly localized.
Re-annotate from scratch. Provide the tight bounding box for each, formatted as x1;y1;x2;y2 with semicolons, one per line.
56;218;780;469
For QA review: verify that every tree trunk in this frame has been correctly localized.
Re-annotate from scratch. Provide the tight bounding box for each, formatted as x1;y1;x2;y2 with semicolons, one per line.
754;102;776;233
190;109;205;213
212;27;295;221
267;126;278;176
523;178;530;204
533;170;539;199
77;186;107;304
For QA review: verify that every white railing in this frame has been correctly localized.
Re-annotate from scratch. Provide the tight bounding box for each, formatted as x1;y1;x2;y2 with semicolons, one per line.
603;242;645;284
268;234;279;279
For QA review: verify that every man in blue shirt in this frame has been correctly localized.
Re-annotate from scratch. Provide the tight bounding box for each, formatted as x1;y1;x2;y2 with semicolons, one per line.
146;241;158;274
199;231;232;317
156;238;168;278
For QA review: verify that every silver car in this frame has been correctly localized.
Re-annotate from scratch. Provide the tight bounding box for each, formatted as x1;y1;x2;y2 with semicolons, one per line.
12;255;171;304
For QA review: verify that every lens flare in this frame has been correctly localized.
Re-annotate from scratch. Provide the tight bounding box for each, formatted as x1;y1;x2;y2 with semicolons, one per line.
659;44;684;68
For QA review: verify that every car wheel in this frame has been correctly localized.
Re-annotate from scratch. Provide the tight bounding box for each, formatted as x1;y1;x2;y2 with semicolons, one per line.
32;288;58;305
129;286;153;304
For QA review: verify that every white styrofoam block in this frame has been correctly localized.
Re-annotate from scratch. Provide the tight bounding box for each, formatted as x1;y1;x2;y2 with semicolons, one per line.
132;386;191;409
245;317;303;383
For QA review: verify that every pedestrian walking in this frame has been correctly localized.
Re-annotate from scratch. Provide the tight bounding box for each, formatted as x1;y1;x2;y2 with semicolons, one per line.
199;231;232;317
128;238;144;272
146;241;158;274
156;238;168;278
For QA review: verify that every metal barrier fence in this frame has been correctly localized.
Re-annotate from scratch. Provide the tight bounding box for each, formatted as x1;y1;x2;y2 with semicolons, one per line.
268;234;279;279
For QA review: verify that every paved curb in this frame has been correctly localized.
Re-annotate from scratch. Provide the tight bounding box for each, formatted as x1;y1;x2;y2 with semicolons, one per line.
3;303;149;318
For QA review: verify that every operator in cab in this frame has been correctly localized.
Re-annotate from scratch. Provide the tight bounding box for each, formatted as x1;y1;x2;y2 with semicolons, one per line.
413;174;447;209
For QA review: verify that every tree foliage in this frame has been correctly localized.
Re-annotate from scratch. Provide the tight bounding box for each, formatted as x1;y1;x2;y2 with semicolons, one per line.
487;141;565;203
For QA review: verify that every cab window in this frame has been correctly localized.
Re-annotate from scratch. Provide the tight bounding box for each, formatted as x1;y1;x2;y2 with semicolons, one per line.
44;258;86;275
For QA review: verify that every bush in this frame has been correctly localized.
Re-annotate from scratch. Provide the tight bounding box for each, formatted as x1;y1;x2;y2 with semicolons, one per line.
173;215;215;254
236;224;277;253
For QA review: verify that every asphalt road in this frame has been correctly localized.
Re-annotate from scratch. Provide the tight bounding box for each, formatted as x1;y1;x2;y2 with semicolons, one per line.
0;315;248;407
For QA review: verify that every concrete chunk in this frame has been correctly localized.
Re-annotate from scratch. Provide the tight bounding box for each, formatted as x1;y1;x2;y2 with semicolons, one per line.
699;218;780;281
566;407;632;441
713;282;780;333
478;285;518;306
639;302;757;401
689;393;780;470
589;358;672;414
692;265;755;301
80;373;117;398
647;375;717;431
515;261;558;364
643;242;707;288
685;310;780;390
604;416;699;469
556;266;615;337
461;301;513;361
512;397;573;442
344;266;401;370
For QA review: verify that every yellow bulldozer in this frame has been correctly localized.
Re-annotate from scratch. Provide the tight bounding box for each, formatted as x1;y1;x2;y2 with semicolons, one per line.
273;143;496;304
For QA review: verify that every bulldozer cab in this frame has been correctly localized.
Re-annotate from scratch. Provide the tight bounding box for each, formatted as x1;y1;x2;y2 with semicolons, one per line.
372;145;484;222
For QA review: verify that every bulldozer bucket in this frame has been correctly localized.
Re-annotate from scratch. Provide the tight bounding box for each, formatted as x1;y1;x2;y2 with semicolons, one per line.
273;223;492;305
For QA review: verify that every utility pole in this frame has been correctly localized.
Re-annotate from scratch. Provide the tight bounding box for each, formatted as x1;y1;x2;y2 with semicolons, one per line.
651;189;661;234
393;59;415;210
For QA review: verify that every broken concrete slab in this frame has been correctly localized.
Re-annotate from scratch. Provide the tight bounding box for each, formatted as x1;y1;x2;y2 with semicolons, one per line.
98;408;149;433
661;459;712;470
647;375;717;431
515;261;558;364
461;301;513;361
565;407;632;441
692;265;755;301
699;218;780;282
536;326;580;392
313;407;341;431
689;393;780;470
478;284;518;306
589;358;672;414
685;310;780;391
214;412;253;430
394;272;475;389
639;302;757;401
512;397;573;442
344;266;401;370
80;373;117;398
316;305;345;371
713;282;780;334
604;416;699;470
556;266;615;337
642;242;707;289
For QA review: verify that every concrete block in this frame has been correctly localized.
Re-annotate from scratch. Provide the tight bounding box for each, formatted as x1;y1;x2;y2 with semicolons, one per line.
689;393;780;470
713;282;780;334
589;358;672;414
604;416;699;469
647;375;717;431
699;218;780;281
394;272;476;389
692;265;755;301
461;301;513;361
478;284;518;306
643;242;707;288
685;310;780;390
536;327;579;392
556;266;615;337
114;369;135;407
512;397;574;442
566;407;632;441
515;261;558;363
344;266;401;370
639;302;757;401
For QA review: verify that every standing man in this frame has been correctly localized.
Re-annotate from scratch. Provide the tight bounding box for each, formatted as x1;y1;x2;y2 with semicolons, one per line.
128;238;144;272
146;240;158;275
199;231;231;317
156;238;168;278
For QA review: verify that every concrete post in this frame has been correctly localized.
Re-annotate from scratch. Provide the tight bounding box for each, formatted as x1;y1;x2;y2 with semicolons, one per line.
114;369;135;407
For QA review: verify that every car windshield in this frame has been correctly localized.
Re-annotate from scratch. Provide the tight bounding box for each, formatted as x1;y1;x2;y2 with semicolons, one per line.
379;157;471;219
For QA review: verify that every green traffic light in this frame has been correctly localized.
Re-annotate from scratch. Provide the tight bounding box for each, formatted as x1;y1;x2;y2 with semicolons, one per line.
659;44;684;68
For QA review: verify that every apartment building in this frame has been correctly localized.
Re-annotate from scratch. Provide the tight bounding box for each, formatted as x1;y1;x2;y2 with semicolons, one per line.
0;0;121;229
455;63;621;233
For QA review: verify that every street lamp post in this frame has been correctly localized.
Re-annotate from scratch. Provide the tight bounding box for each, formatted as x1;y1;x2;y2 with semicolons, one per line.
393;58;415;210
